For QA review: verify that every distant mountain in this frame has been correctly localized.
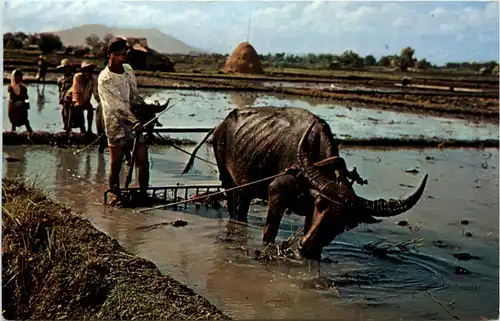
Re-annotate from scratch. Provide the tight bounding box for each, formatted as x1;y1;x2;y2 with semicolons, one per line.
53;24;201;54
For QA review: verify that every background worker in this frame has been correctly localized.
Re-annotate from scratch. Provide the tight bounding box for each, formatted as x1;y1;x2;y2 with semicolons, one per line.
71;61;100;134
7;69;33;133
56;59;75;131
36;55;48;84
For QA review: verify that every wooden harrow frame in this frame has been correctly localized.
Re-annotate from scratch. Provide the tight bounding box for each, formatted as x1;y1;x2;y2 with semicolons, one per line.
103;184;223;207
103;126;221;207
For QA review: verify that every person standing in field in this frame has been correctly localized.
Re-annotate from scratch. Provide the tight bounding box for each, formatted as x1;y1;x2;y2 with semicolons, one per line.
71;61;100;134
98;37;149;206
7;69;33;133
56;59;75;131
36;55;48;84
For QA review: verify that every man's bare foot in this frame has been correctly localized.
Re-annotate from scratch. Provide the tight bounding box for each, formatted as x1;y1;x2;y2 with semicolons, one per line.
108;193;124;207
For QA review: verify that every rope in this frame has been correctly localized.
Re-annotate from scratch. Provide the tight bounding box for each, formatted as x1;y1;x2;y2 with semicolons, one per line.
73;133;105;155
135;158;347;213
153;132;218;167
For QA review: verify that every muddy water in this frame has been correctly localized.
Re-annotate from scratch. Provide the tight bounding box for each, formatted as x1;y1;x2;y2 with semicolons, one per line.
260;80;401;93
260;80;492;94
3;145;498;320
3;84;498;142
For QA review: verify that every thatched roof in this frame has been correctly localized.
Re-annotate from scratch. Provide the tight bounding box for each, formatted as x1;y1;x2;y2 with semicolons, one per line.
223;42;263;74
122;36;149;49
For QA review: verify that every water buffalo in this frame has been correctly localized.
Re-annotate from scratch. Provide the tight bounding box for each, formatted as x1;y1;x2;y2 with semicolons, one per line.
183;107;428;260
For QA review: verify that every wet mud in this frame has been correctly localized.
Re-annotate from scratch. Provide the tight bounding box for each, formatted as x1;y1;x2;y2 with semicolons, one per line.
3;145;498;320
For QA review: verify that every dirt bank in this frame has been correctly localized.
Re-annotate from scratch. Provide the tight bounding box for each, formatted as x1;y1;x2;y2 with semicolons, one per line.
2;131;498;148
1;178;230;320
1;131;196;147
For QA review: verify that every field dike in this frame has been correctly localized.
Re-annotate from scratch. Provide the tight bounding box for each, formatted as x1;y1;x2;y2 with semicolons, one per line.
1;177;230;320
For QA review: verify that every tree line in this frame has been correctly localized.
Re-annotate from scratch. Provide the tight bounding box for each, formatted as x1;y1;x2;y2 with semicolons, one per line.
4;32;63;54
259;48;498;74
258;47;430;72
3;31;499;74
3;32;114;58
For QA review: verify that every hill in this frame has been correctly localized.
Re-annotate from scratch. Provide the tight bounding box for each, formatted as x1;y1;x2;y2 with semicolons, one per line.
53;24;201;54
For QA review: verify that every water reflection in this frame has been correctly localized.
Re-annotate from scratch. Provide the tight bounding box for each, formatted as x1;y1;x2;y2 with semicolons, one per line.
230;93;257;109
204;220;344;319
36;84;46;112
102;208;145;256
52;149;99;218
83;153;92;182
55;148;81;183
96;154;106;184
2;145;499;320
138;88;164;101
3;148;27;178
2;83;498;142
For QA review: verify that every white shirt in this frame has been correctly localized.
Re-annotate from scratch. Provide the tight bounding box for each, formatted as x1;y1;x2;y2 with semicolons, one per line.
97;63;143;143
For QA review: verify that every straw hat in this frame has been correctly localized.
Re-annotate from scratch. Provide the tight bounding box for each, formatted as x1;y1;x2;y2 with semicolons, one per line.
56;59;72;70
80;60;96;72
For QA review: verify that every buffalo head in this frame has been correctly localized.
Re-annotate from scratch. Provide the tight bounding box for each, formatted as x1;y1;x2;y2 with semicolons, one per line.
296;121;428;260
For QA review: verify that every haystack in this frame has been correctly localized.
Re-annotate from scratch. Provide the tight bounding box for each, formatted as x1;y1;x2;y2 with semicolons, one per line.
223;42;263;74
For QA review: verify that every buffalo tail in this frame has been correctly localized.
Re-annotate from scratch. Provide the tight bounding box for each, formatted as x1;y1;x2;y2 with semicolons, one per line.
182;127;215;174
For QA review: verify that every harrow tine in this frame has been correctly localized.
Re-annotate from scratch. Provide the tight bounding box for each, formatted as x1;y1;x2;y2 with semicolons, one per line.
103;184;222;208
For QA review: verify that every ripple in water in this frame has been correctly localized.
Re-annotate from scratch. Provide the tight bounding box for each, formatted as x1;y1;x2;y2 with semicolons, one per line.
298;241;452;302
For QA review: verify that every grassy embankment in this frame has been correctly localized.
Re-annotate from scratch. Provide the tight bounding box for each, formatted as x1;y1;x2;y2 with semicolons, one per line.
2;131;498;149
2;177;230;320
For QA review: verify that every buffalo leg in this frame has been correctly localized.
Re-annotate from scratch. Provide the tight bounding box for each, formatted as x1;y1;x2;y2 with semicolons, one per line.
263;175;298;244
304;214;313;234
235;195;251;223
218;168;236;219
223;179;236;219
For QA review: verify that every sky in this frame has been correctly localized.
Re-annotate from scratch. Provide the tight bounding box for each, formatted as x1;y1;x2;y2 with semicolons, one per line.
2;0;499;65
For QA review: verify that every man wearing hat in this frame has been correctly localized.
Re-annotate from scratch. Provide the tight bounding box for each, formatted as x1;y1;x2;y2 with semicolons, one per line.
56;59;75;130
69;60;100;134
98;37;148;206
